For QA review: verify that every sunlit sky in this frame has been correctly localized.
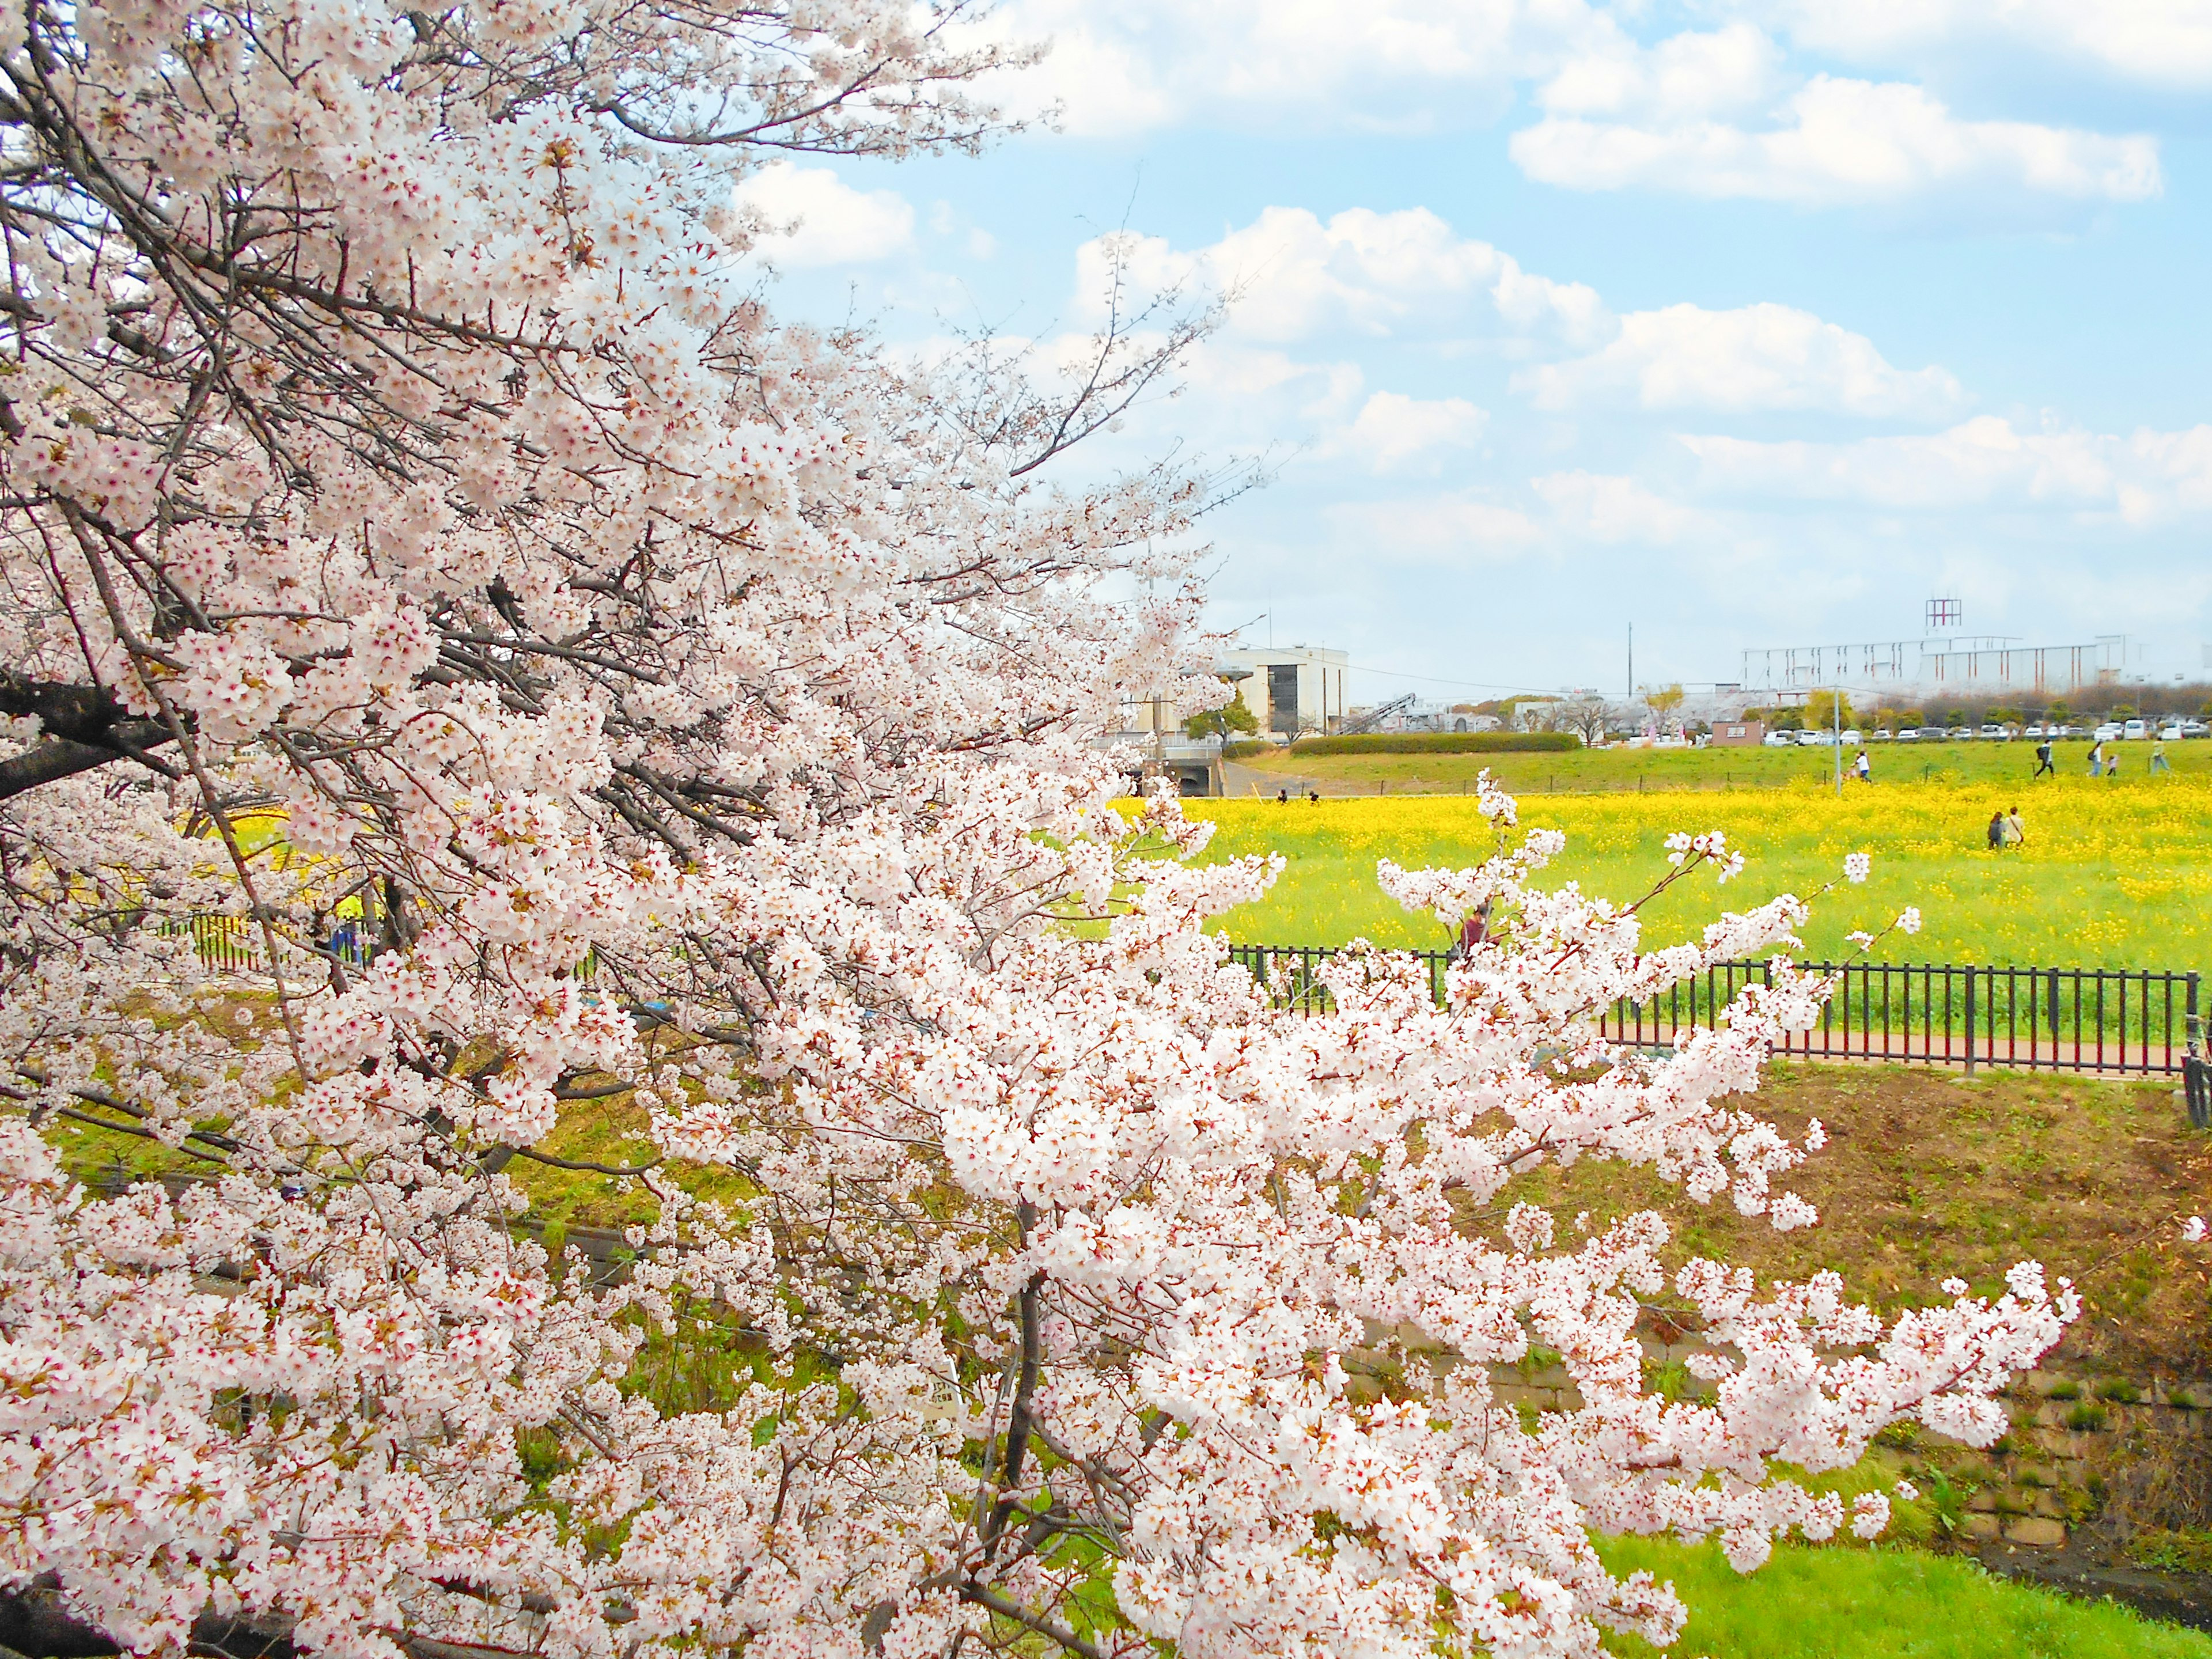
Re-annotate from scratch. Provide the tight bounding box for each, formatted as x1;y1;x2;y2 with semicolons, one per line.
740;0;2212;704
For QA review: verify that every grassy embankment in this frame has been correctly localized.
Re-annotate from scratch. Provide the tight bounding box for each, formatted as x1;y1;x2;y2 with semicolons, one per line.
1597;1537;2212;1657
1182;779;2212;969
1229;735;2212;795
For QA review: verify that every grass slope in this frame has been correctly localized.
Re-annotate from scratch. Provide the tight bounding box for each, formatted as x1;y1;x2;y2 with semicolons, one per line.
1229;738;2212;796
1498;1062;2212;1374
1597;1539;2212;1658
1184;781;2212;968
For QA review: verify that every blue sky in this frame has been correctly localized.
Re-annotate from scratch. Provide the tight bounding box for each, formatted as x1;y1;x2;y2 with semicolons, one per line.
737;0;2212;703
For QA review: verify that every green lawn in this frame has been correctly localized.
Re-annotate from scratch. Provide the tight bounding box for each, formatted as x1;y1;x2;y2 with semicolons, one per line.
1229;736;2212;797
1598;1540;2212;1658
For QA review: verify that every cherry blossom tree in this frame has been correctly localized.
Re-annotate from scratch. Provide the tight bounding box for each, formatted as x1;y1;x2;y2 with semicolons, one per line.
0;2;2075;1658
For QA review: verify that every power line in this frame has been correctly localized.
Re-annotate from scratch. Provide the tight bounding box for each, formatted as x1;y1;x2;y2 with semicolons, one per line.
1349;664;1590;696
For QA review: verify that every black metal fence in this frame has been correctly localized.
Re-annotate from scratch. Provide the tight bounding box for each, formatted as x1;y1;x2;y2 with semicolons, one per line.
1226;944;2204;1078
162;918;2207;1081
166;914;373;974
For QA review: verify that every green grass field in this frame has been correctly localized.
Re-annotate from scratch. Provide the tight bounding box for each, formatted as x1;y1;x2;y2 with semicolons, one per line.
1230;736;2212;796
1597;1540;2212;1657
1184;777;2212;971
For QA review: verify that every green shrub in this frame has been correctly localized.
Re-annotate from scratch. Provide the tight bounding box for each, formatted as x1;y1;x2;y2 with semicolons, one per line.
2066;1403;2111;1431
1289;731;1583;757
2133;1528;2212;1574
2095;1378;2145;1404
2046;1378;2081;1400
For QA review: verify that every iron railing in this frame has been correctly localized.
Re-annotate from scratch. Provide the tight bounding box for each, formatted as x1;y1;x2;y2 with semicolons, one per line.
1225;944;2203;1077
166;914;373;974
164;918;2207;1080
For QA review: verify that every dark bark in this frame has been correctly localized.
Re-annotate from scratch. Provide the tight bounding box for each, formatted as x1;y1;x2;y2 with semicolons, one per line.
0;672;182;799
0;1585;544;1659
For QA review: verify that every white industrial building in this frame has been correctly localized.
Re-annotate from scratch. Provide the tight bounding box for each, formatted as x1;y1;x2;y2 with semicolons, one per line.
1220;646;1349;738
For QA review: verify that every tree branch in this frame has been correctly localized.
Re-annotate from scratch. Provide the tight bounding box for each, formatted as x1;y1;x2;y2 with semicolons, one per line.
0;673;183;798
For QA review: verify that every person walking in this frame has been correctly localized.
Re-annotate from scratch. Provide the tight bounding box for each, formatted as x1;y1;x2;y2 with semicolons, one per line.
1854;748;1872;783
2088;738;2104;777
2106;749;2122;778
2152;737;2172;775
2004;805;2026;849
1987;809;2006;851
2032;738;2054;778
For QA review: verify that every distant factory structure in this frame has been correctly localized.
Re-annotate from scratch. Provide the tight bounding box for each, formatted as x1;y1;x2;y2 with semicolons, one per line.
1740;600;2135;696
1221;645;1349;738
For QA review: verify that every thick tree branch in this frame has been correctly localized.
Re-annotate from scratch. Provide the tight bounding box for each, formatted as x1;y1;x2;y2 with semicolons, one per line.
0;673;182;798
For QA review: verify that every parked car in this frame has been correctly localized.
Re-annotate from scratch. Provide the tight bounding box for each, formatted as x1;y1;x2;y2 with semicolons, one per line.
2093;721;2124;741
1914;726;1950;741
1762;730;1797;748
1977;724;2009;740
1893;728;1919;741
1870;728;1896;741
1797;728;1835;745
2181;720;2210;738
2160;724;2185;742
1838;728;1862;745
1946;725;1972;740
2024;723;2045;738
2123;718;2149;741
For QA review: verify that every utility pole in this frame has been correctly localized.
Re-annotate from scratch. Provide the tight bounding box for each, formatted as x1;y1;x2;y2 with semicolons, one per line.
1834;685;1843;797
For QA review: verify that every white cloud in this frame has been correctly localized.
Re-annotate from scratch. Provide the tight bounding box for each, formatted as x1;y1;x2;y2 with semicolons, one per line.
1332;391;1488;474
734;164;915;267
979;0;1608;136
1516;301;1967;418
1536;22;1785;123
1077;207;1612;347
1683;416;2212;521
1532;471;1715;542
1512;75;2162;206
1770;0;2212;90
1331;491;1540;562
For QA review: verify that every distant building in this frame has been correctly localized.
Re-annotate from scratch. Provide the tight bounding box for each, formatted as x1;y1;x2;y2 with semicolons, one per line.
1221;646;1349;737
1711;718;1766;748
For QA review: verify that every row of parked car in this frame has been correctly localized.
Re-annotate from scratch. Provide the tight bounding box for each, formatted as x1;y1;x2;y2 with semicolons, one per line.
1761;718;2211;748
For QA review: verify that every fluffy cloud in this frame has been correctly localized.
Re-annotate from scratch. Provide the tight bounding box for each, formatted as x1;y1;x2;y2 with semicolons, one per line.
1330;491;1540;562
1517;301;1967;418
1332;392;1488;474
1077;207;1609;347
1769;0;2212;90
1532;471;1716;542
1683;416;2212;520
979;0;1606;136
1512;74;2161;206
1536;22;1785;123
734;164;915;266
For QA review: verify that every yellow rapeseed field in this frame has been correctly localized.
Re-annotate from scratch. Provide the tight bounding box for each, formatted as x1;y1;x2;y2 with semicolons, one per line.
1184;777;2212;970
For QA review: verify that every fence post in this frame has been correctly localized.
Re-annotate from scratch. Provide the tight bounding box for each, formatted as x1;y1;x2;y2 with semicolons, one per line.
2188;978;2209;1129
1963;965;1976;1077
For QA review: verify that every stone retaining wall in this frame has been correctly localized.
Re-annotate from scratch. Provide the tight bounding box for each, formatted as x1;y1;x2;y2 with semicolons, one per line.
1344;1320;2212;1557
